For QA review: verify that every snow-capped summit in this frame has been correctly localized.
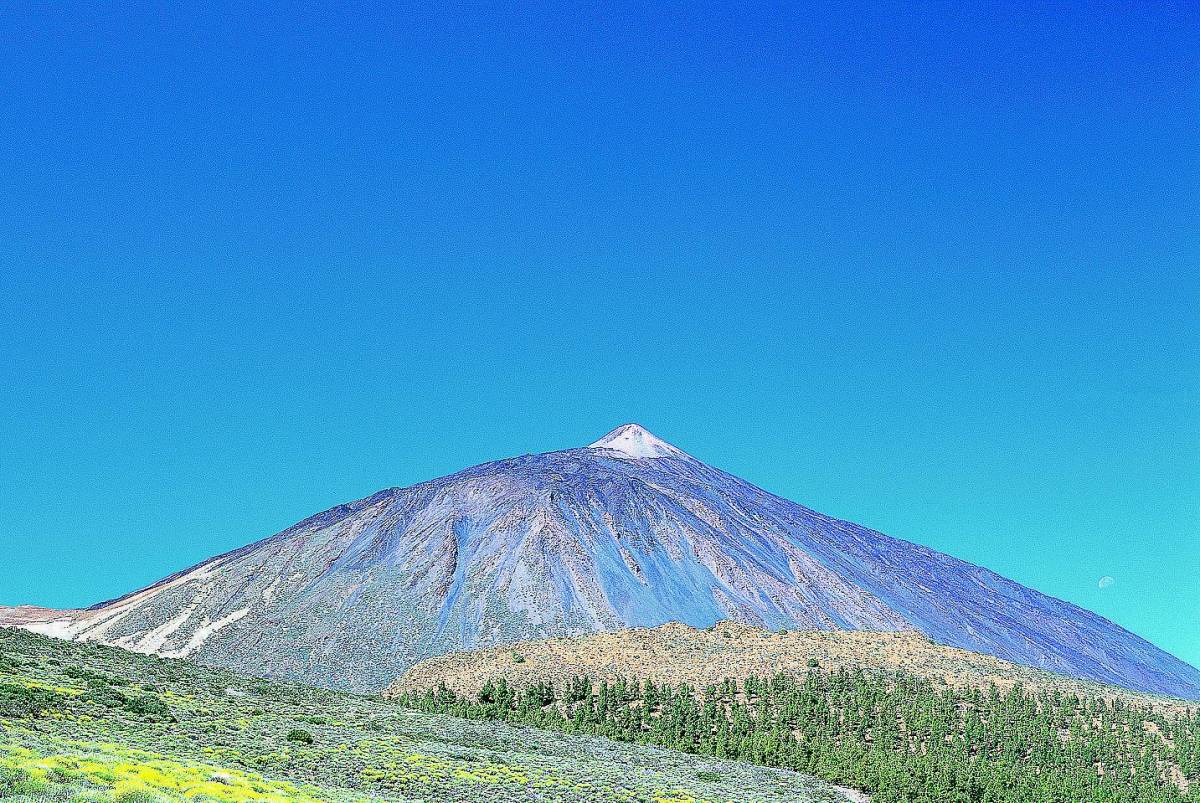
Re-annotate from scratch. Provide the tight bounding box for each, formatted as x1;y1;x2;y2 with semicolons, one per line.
588;424;685;459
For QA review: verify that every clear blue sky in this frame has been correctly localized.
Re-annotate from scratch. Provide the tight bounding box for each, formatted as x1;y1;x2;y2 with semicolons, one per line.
1;2;1197;667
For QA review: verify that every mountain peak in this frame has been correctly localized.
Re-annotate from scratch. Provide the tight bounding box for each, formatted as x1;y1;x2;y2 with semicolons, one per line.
4;423;1200;699
587;423;684;459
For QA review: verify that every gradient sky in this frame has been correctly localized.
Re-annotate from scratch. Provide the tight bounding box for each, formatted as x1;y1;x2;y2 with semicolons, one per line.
1;2;1197;667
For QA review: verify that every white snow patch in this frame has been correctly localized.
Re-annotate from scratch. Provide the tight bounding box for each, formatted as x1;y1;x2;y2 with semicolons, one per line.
108;558;231;652
588;424;684;459
186;559;226;582
162;608;250;658
123;602;200;654
76;607;139;642
21;618;90;640
261;576;282;605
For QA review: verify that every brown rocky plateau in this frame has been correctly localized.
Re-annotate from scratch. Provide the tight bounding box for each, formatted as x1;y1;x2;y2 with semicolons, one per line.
387;620;1198;716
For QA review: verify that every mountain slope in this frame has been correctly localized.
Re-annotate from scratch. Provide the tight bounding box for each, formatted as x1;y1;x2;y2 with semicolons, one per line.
0;626;850;803
3;424;1198;698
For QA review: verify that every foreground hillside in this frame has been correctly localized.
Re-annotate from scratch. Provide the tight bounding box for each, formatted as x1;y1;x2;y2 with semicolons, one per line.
392;621;1196;713
390;623;1200;802
0;627;853;803
5;425;1198;698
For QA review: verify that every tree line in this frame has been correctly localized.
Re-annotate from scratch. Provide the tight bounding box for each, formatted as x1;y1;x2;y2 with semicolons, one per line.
392;668;1200;802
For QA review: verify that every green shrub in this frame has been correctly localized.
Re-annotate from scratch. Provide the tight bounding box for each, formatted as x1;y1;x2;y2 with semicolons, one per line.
123;693;174;721
286;729;314;744
115;788;162;803
0;765;49;796
695;770;723;783
807;658;819;668
0;681;68;718
512;652;526;664
83;684;128;708
65;665;128;686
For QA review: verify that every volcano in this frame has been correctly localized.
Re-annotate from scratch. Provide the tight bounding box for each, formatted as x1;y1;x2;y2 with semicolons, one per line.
4;424;1197;698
